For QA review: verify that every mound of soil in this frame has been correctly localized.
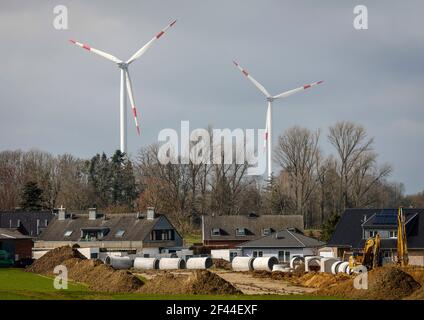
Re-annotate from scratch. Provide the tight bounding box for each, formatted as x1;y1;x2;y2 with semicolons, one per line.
292;263;306;276
139;270;241;295
367;266;420;299
317;266;421;300
212;259;232;270
295;272;351;289
61;258;143;293
26;246;84;274
27;246;143;293
251;270;290;280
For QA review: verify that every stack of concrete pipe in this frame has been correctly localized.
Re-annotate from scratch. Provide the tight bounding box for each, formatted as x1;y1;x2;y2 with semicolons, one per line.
105;256;134;270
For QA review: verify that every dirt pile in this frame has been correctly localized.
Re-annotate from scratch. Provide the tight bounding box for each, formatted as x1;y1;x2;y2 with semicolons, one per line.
62;258;143;293
212;259;232;270
317;266;421;300
139;270;241;295
296;272;351;289
26;246;84;274
251;270;290;280
27;246;143;293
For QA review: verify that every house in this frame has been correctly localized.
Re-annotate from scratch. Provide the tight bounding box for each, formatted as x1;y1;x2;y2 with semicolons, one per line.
34;207;183;258
237;228;324;263
0;210;55;237
202;213;304;249
0;228;33;266
324;208;424;266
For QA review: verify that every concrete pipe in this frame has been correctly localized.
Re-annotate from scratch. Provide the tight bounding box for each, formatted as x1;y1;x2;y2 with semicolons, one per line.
272;264;291;273
158;257;186;270
304;256;321;272
337;262;350;274
252;256;279;272
232;257;255;271
331;261;343;275
290;256;304;269
186;257;213;270
133;257;159;270
320;258;339;273
105;256;134;270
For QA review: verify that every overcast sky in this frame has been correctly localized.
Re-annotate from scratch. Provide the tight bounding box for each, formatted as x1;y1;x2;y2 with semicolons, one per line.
1;1;423;194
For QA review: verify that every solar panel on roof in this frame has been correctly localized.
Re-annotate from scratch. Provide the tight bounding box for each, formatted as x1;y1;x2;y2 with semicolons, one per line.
374;209;397;225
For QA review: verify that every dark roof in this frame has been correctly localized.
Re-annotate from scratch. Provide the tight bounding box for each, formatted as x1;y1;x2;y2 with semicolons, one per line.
203;214;304;241
0;228;32;240
37;213;167;242
237;229;324;248
327;208;424;249
0;211;55;237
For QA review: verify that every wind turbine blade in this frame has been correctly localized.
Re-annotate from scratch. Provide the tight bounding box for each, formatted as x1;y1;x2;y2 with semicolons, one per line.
125;70;141;135
273;80;323;100
126;20;177;64
233;61;271;98
69;39;122;64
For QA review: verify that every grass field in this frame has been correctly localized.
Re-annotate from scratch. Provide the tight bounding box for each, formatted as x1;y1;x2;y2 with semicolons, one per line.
0;268;338;300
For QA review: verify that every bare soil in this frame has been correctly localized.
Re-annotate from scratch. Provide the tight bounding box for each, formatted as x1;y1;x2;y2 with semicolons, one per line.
26;246;143;293
138;270;241;295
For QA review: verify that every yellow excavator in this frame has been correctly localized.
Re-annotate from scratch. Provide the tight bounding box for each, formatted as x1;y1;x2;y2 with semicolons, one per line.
397;207;408;267
349;234;381;270
350;207;409;270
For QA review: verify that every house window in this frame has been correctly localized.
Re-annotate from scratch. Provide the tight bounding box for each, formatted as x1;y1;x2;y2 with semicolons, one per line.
389;230;398;238
369;230;378;237
253;251;263;257
64;230;73;237
90;253;99;259
278;251;291;262
115;230;125;237
235;228;246;236
211;228;221;236
80;228;108;241
45;219;48;226
262;228;272;236
17;219;21;227
151;229;175;241
229;252;238;261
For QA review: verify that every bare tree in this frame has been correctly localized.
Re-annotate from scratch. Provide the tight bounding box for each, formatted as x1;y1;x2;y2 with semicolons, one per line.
328;121;374;211
274;126;321;227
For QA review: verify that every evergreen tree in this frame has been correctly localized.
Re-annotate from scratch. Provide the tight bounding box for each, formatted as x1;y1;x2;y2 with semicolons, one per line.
20;181;43;211
321;213;340;241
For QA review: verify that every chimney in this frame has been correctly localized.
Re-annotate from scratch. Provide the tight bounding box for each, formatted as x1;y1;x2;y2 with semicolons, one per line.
147;207;156;220
89;208;98;220
58;206;66;221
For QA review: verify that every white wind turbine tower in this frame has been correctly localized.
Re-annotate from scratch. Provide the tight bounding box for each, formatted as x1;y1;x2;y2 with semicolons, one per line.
233;60;323;180
69;20;177;154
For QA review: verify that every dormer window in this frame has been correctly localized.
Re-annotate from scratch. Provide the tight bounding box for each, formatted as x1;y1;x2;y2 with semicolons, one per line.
211;228;221;236
80;227;109;241
236;228;246;236
262;228;273;236
115;230;125;237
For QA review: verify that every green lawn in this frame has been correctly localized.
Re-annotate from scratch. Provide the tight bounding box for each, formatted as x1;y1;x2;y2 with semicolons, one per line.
0;268;339;300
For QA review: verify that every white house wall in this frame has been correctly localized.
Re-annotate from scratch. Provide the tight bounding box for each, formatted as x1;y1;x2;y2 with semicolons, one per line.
241;248;316;261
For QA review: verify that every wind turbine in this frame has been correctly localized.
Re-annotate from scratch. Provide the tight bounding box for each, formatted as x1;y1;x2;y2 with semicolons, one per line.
233;60;323;180
69;20;177;154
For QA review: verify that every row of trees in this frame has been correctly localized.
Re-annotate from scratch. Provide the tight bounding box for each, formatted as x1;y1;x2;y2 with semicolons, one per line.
0;121;420;232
